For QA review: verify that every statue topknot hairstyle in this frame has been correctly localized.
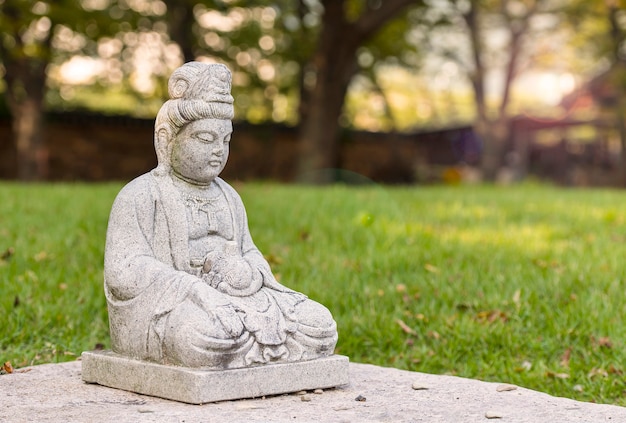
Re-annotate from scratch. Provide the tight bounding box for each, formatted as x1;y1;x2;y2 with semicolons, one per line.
153;62;234;175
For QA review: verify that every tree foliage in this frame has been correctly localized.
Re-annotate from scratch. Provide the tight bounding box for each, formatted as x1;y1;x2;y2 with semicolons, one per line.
0;0;166;179
140;0;425;181
4;0;623;181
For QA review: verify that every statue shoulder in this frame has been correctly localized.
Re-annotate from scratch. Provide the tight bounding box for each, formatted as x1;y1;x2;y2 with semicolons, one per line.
215;177;243;203
112;173;157;209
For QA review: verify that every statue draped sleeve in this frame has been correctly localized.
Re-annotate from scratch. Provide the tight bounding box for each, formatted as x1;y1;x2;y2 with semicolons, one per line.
104;173;200;362
105;173;305;363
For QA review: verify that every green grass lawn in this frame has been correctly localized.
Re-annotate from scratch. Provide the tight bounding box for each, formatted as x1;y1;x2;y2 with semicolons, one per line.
2;181;626;405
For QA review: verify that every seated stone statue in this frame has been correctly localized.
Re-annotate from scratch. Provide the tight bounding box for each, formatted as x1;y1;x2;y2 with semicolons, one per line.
104;62;338;369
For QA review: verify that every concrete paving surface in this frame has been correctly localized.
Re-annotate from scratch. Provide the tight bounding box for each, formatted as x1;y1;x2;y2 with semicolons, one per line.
2;359;626;422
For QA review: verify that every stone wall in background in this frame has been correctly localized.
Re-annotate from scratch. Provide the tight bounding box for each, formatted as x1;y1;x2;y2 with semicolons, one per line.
0;113;471;183
7;112;615;186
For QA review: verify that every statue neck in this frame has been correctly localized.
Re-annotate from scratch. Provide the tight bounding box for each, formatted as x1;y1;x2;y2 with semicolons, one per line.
170;172;219;198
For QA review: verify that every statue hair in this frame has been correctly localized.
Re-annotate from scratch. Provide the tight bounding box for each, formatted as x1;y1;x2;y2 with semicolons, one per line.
154;62;234;176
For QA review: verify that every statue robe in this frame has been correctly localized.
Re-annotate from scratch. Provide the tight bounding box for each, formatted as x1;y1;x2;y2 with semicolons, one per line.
104;171;337;368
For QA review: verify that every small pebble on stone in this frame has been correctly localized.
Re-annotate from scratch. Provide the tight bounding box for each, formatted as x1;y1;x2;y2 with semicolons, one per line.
496;384;517;392
485;411;503;419
355;394;367;402
411;381;429;390
235;403;262;410
296;391;308;396
301;395;312;402
314;389;324;394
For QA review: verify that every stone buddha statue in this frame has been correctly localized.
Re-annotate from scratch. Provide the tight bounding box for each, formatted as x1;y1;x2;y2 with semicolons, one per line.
104;62;338;369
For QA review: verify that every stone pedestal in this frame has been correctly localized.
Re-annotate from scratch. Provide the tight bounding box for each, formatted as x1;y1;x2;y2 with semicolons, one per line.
82;351;349;404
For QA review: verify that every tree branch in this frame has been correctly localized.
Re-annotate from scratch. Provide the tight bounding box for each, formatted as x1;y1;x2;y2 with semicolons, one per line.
499;0;542;115
353;0;417;39
463;0;486;120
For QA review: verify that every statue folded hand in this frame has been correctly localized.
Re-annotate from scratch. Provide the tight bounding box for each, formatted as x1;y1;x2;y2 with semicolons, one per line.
212;303;244;337
202;248;261;297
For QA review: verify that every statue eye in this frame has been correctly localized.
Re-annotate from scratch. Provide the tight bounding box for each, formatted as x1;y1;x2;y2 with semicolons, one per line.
193;132;215;143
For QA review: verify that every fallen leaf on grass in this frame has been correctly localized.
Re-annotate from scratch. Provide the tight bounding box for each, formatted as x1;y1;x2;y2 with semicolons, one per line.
533;259;561;270
608;364;623;375
264;253;283;267
597;337;613;349
512;289;521;305
2;362;13;374
456;303;473;311
1;247;15;260
427;330;441;340
34;251;49;262
396;319;416;335
588;368;608;378
560;347;572;367
514;360;532;372
546;370;569;379
424;263;439;273
476;310;508;323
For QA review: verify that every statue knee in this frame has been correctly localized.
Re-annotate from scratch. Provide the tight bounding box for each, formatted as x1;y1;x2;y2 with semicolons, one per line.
162;301;236;366
296;299;336;329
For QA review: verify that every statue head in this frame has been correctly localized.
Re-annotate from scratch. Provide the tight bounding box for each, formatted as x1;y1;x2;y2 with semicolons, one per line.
154;62;234;176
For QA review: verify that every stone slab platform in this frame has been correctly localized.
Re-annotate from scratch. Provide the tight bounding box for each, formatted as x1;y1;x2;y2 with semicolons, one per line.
81;350;349;404
4;359;626;423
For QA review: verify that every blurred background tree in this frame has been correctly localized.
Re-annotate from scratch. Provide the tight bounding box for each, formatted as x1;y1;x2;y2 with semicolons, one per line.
564;0;626;181
0;0;160;180
415;0;565;180
1;0;625;182
158;0;424;182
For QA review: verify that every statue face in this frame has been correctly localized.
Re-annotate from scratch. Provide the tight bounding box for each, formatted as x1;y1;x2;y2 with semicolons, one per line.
170;118;233;184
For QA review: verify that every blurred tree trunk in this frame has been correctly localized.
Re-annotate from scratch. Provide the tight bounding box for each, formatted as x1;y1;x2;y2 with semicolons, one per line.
11;96;47;180
462;0;538;181
296;0;415;183
296;1;354;182
606;1;626;185
163;0;196;63
1;1;145;180
0;2;51;181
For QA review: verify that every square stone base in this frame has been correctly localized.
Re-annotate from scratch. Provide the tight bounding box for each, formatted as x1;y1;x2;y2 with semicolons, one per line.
81;350;349;404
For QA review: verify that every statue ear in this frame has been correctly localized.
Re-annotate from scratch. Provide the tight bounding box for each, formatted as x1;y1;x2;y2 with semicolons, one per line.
155;125;173;169
157;126;170;145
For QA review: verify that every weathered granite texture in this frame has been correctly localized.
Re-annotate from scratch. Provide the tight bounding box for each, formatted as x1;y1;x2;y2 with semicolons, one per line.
5;360;626;423
83;62;345;401
82;351;349;404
